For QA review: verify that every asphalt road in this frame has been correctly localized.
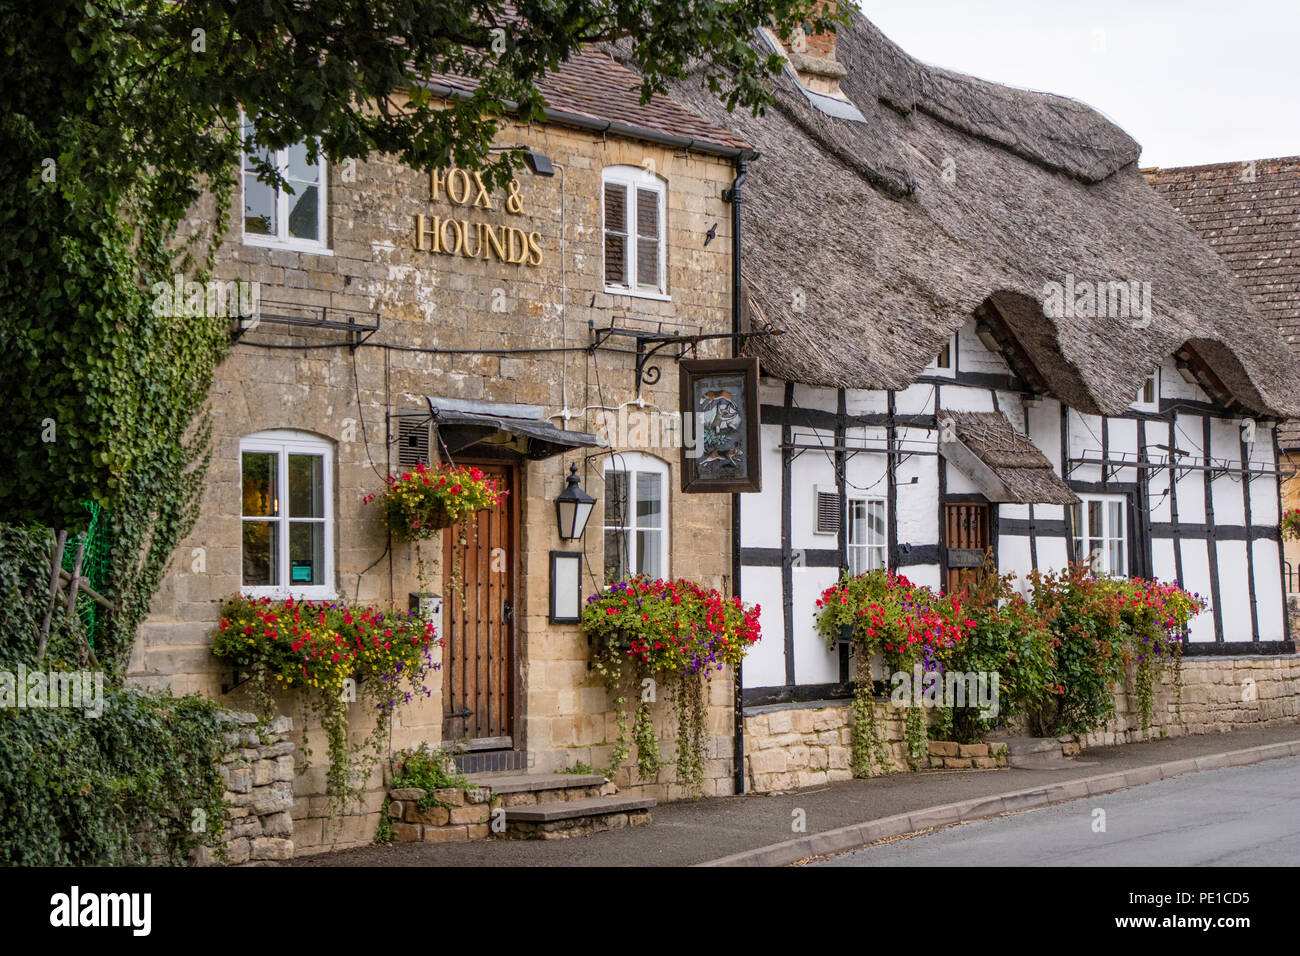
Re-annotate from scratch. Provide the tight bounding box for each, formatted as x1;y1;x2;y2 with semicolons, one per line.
301;727;1300;866
812;754;1300;867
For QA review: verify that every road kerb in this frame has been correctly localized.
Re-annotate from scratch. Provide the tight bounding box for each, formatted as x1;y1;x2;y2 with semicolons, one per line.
698;738;1300;867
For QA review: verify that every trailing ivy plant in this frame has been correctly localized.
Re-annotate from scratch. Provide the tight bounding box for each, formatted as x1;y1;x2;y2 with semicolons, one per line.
0;526;228;865
849;654;890;777
0;687;226;866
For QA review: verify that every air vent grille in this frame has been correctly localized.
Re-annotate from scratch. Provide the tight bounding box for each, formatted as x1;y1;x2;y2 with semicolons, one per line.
815;490;840;534
397;417;431;468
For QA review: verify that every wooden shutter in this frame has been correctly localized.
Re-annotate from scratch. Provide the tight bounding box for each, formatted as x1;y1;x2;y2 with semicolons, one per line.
635;187;660;291
604;182;627;285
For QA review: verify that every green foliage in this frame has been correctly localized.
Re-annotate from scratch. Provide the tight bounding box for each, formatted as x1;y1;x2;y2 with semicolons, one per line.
828;560;1207;760
0;524;87;671
211;596;440;814
1025;566;1203;738
0;688;226;866
0;525;227;865
559;761;601;776
390;744;473;811
672;671;708;793
939;563;1056;743
582;576;761;794
849;658;890;777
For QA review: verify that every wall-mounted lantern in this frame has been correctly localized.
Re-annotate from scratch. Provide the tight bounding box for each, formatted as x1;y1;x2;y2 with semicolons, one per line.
555;463;595;541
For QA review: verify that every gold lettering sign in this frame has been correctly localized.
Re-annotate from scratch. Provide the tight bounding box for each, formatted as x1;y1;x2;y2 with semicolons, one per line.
415;166;542;266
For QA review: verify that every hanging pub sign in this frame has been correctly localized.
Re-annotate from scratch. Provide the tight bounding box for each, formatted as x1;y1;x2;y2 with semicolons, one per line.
679;357;761;494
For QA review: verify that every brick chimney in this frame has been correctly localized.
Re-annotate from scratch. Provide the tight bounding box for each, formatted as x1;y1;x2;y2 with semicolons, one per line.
785;1;847;99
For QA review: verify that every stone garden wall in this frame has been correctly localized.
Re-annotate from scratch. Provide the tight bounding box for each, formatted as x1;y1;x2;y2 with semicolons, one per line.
192;711;295;865
1073;654;1300;749
743;700;888;791
743;653;1299;793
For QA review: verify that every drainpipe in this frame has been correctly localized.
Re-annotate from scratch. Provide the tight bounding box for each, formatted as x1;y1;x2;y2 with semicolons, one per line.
726;154;752;796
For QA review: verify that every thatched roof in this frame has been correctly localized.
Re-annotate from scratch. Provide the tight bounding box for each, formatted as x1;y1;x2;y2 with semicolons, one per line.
618;11;1300;417
941;411;1078;505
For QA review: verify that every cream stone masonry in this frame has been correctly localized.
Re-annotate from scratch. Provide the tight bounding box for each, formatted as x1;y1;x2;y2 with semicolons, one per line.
192;711;296;866
134;113;744;854
742;654;1299;793
1074;655;1300;749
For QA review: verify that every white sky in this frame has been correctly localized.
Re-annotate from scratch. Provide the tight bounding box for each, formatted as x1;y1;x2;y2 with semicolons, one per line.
858;0;1300;168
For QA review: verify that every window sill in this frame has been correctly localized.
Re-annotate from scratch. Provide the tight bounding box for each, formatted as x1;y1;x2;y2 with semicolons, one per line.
241;233;334;256
240;586;338;602
604;286;671;303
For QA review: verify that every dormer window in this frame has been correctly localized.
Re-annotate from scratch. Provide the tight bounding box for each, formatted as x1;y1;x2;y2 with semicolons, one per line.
1132;369;1159;412
926;333;957;377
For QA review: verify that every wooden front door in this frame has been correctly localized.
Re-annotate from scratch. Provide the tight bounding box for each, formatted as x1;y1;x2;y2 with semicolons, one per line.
442;462;516;747
945;502;990;596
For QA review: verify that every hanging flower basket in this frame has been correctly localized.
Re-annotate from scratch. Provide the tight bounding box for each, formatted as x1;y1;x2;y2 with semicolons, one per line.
364;462;508;541
1282;508;1300;542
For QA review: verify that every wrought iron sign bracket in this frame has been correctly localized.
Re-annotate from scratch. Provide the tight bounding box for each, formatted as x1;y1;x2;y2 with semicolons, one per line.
231;299;381;353
589;317;778;396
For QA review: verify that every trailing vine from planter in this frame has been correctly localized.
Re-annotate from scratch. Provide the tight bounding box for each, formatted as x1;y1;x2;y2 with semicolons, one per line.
598;662;632;779
582;576;761;795
212;596;440;816
673;672;708;793
904;700;928;771
850;653;889;777
632;693;660;780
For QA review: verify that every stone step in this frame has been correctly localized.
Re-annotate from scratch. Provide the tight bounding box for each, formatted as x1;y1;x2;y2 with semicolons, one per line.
465;772;607;794
991;736;1075;769
995;736;1064;756
500;795;655;840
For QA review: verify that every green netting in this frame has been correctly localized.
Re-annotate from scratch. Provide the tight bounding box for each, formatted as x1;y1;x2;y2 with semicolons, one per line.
61;501;111;645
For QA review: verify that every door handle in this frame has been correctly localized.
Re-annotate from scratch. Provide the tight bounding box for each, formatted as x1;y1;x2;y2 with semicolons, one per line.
502;599;514;623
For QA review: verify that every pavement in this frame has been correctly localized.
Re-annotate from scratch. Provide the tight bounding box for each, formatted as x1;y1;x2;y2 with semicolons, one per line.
297;724;1300;867
813;753;1300;867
